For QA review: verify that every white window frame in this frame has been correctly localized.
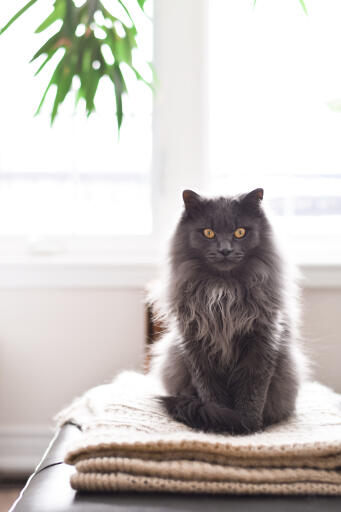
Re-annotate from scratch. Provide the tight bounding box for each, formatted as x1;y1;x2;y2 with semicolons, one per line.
0;0;339;288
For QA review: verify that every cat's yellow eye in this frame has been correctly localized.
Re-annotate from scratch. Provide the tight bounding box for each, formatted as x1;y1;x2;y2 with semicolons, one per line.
234;227;246;239
203;228;215;239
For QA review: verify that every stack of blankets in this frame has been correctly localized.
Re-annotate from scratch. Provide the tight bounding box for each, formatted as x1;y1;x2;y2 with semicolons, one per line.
58;371;341;495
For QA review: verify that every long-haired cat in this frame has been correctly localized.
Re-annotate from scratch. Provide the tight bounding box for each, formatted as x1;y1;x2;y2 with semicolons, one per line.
150;188;306;434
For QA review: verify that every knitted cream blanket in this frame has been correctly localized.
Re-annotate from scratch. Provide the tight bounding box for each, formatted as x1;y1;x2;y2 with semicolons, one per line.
57;371;341;495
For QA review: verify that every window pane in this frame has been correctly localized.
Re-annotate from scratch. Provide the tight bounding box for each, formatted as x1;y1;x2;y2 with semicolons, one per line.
0;0;153;236
208;0;341;235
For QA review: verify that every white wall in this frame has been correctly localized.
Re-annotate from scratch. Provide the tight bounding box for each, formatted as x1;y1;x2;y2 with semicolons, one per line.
0;289;145;429
301;288;341;392
1;286;340;429
0;285;340;473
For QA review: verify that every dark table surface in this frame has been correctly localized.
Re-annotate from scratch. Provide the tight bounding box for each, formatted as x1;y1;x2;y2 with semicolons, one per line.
11;423;341;512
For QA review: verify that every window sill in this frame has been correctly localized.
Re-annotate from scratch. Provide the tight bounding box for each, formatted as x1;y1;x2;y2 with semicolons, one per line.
0;258;339;289
300;264;341;289
0;259;157;289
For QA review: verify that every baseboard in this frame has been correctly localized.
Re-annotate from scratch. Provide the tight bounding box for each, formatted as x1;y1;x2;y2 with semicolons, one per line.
0;426;53;477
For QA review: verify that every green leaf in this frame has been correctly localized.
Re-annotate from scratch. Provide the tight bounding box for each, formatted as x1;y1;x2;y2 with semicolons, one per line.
77;42;104;115
1;0;153;128
110;63;127;129
0;0;39;35
82;47;93;73
298;0;308;15
124;25;138;55
35;74;57;116
64;0;76;37
87;0;101;23
35;1;66;33
49;53;75;123
132;66;153;90
327;98;341;112
35;52;66;117
111;36;133;65
51;69;73;123
75;82;85;107
115;83;123;130
117;0;135;26
34;48;59;75
100;0;137;28
30;32;62;62
136;0;147;10
106;26;137;66
85;68;101;115
98;4;117;23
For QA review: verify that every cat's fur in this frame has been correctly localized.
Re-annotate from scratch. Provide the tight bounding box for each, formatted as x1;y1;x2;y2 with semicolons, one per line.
150;188;306;434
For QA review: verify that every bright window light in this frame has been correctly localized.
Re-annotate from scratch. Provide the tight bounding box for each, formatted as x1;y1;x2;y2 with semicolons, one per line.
0;0;153;237
208;0;341;241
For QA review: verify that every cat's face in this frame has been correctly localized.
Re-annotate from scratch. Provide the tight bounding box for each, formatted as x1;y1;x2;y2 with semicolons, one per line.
180;189;265;272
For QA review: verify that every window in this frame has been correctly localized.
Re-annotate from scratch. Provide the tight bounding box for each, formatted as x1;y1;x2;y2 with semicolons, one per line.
0;0;153;242
208;0;341;259
0;0;340;275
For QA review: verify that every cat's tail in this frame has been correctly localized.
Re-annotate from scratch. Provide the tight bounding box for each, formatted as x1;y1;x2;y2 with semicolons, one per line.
158;395;254;434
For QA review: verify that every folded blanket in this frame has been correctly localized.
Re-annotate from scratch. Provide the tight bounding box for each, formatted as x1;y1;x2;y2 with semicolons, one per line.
57;371;341;495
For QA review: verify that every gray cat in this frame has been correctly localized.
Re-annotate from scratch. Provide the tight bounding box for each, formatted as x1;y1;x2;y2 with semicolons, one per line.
150;188;306;434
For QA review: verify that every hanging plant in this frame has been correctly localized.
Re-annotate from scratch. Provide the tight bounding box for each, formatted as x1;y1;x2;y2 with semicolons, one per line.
0;0;152;129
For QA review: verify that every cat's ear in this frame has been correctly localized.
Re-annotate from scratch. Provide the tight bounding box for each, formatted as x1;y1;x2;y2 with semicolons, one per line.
182;190;203;216
241;188;264;214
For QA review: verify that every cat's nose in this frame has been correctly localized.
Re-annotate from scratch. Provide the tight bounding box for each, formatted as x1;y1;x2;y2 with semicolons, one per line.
219;248;232;257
